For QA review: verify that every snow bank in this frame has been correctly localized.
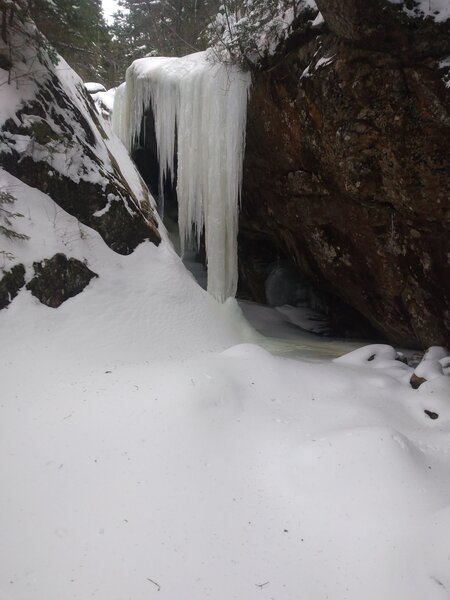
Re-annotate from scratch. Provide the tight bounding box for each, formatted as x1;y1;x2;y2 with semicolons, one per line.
2;11;450;597
0;168;253;364
112;52;251;302
2;334;450;600
2;168;450;600
334;343;450;394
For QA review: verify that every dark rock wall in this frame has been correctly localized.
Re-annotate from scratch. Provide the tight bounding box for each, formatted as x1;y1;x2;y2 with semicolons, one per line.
0;264;25;309
240;0;450;348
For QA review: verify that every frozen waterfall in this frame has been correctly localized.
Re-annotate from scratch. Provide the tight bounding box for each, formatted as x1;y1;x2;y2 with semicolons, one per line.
112;52;251;302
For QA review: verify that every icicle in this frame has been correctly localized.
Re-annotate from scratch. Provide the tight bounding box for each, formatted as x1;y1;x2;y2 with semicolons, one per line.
112;52;251;303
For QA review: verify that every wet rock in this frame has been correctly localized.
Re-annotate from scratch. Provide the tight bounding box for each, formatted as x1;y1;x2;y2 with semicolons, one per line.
26;254;98;308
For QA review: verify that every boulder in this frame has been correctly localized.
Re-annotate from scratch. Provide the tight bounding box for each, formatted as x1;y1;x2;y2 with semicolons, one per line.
26;254;97;308
0;264;25;309
0;4;160;256
240;0;450;348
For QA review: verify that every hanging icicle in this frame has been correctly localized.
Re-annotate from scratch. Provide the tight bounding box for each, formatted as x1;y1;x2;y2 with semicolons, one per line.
112;52;251;303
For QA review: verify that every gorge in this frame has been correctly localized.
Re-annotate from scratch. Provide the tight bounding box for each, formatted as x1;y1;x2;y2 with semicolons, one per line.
111;0;450;349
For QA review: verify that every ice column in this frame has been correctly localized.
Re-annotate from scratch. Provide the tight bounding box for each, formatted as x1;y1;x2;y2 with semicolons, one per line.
112;52;251;302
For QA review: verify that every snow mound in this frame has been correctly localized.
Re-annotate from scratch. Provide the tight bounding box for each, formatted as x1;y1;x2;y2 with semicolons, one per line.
2;333;450;600
84;82;106;94
335;343;450;393
334;343;412;384
0;168;254;365
112;52;251;302
413;346;450;393
2;168;450;600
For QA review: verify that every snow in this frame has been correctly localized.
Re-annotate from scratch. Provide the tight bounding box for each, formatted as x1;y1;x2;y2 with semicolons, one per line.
91;86;116;118
413;346;450;382
113;52;251;302
2;259;450;600
438;56;450;88
275;303;331;335
0;22;39;127
85;82;106;93
2;55;132;210
388;0;450;22
2;15;450;599
0;168;250;360
54;60;133;189
0;19;150;215
2;167;450;600
208;0;322;63
315;54;335;69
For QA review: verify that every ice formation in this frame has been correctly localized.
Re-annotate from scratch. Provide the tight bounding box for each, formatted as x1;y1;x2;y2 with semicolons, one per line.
112;52;251;302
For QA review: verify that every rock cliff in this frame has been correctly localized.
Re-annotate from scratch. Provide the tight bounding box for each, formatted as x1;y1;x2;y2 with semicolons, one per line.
240;0;450;348
0;3;160;308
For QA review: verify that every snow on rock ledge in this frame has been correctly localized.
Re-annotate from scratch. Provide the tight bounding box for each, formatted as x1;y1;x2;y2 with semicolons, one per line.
388;0;450;23
113;52;251;302
0;7;160;256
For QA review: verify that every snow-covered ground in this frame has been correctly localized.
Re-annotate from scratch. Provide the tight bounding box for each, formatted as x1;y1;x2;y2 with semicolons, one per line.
1;167;450;600
2;22;450;597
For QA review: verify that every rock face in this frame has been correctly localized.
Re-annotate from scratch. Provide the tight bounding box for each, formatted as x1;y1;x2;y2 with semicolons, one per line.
240;0;450;348
0;5;160;257
0;264;25;309
26;254;97;308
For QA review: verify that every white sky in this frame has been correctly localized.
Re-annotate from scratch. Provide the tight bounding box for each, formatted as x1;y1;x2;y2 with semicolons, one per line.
101;0;120;23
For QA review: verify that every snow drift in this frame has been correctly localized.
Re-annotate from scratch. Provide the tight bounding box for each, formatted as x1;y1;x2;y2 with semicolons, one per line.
2;9;450;600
